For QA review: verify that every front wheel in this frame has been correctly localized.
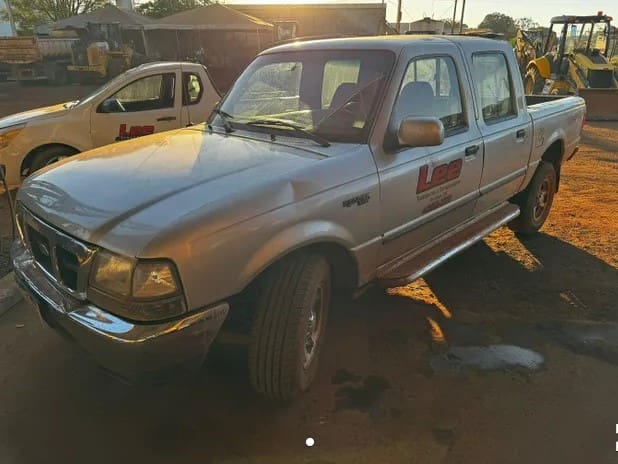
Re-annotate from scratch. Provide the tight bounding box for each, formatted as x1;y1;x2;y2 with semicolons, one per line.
509;161;557;236
248;253;331;401
29;146;78;174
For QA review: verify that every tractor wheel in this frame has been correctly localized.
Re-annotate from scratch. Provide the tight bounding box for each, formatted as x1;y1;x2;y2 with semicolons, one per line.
107;58;125;78
524;67;545;94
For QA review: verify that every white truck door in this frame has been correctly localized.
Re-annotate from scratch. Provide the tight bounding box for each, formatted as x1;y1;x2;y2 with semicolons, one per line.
179;66;220;126
467;50;533;213
90;70;182;147
372;45;484;265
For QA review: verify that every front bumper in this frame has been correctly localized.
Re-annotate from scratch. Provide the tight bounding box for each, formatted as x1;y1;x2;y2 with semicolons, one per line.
11;239;229;381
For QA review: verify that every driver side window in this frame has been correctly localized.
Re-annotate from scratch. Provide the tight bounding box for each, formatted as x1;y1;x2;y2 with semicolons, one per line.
101;73;176;113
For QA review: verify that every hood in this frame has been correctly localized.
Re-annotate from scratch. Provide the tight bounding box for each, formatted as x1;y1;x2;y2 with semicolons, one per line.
18;126;340;255
0;102;71;129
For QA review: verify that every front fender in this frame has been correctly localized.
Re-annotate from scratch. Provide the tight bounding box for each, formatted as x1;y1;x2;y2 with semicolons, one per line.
238;220;356;287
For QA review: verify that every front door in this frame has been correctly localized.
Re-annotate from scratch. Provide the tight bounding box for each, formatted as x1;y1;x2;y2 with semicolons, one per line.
90;71;181;147
373;45;484;266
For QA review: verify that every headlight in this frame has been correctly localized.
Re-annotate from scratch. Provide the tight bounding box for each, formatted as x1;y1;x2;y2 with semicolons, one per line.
0;124;25;149
89;250;185;322
91;251;134;297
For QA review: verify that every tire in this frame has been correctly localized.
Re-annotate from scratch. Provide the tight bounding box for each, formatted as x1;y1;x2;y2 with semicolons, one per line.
509;161;557;236
29;146;78;174
524;67;545;94
52;66;68;86
107;58;125;78
248;253;331;401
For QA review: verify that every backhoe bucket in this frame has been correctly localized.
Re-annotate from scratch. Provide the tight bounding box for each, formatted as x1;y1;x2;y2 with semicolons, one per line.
578;88;618;121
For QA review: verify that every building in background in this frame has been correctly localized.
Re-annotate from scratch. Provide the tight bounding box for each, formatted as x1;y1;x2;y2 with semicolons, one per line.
229;3;389;39
395;18;446;35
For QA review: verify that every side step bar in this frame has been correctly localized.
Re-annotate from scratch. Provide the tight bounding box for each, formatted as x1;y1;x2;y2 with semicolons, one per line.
377;202;520;288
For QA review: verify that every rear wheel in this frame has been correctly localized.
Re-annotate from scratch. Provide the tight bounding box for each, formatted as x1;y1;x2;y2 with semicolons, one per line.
524;67;545;94
248;253;331;401
509;161;557;236
107;58;125;78
52;65;68;86
29;146;78;174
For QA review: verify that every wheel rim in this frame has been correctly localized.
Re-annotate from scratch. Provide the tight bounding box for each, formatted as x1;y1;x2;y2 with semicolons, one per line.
303;285;324;370
533;177;551;222
45;155;67;167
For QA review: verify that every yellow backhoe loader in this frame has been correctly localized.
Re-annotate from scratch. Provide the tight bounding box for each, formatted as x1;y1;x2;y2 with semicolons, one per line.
523;13;618;120
64;23;134;82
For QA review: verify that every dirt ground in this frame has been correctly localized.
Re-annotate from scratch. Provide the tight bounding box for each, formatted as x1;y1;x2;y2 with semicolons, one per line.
0;82;617;464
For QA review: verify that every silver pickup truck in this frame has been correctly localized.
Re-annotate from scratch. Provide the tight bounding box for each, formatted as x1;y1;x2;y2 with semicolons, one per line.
11;36;585;401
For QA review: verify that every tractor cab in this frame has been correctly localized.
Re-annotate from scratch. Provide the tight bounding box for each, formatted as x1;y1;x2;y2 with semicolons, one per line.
542;13;615;88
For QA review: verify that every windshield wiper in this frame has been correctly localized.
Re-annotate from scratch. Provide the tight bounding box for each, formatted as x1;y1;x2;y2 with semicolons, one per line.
210;108;235;133
245;118;331;147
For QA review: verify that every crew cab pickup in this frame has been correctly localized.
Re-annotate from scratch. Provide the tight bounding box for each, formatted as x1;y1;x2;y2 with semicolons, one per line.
12;36;585;401
0;61;220;188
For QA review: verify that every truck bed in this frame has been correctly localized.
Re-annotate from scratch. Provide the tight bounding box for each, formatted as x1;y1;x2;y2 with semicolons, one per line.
0;37;40;64
0;37;77;65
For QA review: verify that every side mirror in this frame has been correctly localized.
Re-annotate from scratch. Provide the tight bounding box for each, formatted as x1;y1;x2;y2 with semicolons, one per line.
98;98;122;113
397;117;445;148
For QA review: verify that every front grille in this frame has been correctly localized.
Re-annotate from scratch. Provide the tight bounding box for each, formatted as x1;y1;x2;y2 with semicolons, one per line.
19;204;95;299
26;225;53;274
56;247;80;290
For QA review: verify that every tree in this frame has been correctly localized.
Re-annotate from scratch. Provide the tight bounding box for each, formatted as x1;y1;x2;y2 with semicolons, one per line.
1;0;108;35
136;0;211;19
515;17;541;31
478;13;517;39
441;18;468;33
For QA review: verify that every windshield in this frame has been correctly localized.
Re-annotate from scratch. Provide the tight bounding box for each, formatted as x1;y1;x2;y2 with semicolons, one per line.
214;49;395;144
564;22;609;54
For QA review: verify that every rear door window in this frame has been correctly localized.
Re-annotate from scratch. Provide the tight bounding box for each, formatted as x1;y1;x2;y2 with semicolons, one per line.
183;73;203;105
471;53;517;122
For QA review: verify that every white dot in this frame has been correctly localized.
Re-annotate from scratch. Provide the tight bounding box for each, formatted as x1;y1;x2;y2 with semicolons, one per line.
305;437;315;447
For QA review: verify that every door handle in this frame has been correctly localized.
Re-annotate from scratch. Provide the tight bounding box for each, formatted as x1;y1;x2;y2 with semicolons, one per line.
157;116;177;122
516;129;526;139
465;145;480;156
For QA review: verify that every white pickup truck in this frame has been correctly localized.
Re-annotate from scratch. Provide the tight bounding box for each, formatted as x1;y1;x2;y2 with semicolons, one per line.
0;61;220;188
13;36;585;401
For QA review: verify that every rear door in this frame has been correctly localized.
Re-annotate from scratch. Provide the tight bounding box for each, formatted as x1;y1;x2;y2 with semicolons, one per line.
372;44;484;265
465;49;533;213
90;70;182;147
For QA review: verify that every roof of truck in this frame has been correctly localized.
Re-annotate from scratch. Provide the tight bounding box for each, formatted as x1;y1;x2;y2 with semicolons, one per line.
262;34;511;55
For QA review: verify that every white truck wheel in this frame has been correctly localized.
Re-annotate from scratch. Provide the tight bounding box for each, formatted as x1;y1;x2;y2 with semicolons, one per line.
248;253;331;401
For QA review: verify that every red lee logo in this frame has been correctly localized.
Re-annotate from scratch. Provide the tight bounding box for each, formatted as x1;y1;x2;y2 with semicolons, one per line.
116;124;155;141
417;159;463;194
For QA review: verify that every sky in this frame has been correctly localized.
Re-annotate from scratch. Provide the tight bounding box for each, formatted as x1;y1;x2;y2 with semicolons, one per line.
0;0;13;36
217;0;616;29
